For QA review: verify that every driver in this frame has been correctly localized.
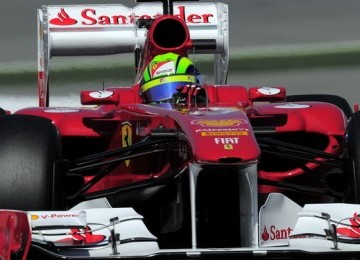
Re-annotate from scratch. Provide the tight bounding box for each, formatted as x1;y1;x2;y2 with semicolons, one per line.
140;52;204;106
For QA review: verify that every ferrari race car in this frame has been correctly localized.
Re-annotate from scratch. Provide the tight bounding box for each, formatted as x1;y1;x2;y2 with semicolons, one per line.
2;0;360;259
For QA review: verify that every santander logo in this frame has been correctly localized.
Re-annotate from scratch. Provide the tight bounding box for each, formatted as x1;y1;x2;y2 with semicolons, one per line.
50;8;77;25
261;225;293;241
49;6;214;26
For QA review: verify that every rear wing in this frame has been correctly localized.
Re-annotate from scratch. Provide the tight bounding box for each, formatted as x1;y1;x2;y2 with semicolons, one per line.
37;2;229;107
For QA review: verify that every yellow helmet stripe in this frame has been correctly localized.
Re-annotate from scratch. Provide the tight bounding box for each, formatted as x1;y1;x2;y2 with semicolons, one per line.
141;75;196;93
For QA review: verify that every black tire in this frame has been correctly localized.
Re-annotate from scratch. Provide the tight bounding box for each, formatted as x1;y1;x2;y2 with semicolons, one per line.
346;111;360;203
0;115;61;210
0;108;6;116
286;94;353;118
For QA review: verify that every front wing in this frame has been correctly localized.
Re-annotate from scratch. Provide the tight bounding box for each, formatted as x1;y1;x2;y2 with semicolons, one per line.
3;194;360;259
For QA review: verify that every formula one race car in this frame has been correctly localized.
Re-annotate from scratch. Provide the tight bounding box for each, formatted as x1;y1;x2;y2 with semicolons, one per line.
2;0;360;259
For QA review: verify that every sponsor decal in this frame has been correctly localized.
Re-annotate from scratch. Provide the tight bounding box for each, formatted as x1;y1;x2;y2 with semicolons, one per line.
30;210;87;229
201;131;248;136
89;90;114;99
262;226;270;241
31;215;39;221
258;87;281;95
122;122;132;167
191;119;247;127
31;213;81;220
275;104;310;109
50;8;77;25
195;127;249;133
261;225;293;241
151;61;175;78
214;137;239;144
214;138;240;150
49;6;214;27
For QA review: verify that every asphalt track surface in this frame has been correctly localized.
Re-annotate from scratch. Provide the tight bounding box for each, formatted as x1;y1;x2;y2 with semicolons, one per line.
1;0;360;111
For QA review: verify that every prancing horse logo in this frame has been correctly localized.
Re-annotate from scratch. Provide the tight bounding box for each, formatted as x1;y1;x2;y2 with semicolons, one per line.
122;122;132;167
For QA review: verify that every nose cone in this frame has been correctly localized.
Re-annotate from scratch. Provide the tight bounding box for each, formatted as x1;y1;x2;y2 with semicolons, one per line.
180;111;260;163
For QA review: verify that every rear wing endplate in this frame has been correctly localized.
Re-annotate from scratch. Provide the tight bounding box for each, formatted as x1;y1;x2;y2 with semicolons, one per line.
37;2;228;107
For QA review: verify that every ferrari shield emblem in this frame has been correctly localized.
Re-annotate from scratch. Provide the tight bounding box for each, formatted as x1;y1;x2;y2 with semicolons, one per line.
122;122;132;167
224;144;233;150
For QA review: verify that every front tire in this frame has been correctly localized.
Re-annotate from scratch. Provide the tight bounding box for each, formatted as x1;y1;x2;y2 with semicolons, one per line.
0;115;61;210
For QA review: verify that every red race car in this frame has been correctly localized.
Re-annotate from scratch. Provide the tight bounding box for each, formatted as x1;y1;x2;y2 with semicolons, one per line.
1;0;360;259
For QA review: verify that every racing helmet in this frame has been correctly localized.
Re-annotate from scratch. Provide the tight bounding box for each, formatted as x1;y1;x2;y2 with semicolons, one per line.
141;52;199;103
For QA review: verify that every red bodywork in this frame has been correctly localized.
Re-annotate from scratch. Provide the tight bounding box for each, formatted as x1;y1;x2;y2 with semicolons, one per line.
17;81;347;196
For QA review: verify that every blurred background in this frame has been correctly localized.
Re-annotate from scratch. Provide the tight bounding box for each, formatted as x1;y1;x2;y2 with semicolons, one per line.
1;0;360;111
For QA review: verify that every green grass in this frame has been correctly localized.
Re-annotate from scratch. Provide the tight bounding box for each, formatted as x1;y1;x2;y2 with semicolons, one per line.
1;40;360;86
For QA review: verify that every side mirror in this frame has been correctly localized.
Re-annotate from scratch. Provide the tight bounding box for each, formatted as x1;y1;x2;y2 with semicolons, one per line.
248;87;286;102
81;90;119;105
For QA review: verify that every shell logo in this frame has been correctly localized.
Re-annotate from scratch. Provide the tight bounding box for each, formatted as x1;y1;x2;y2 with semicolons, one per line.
191;119;247;127
31;215;39;221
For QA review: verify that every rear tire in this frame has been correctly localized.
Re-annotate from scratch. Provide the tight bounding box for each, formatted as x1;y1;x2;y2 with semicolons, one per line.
346;111;360;203
287;94;353;118
0;115;61;210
